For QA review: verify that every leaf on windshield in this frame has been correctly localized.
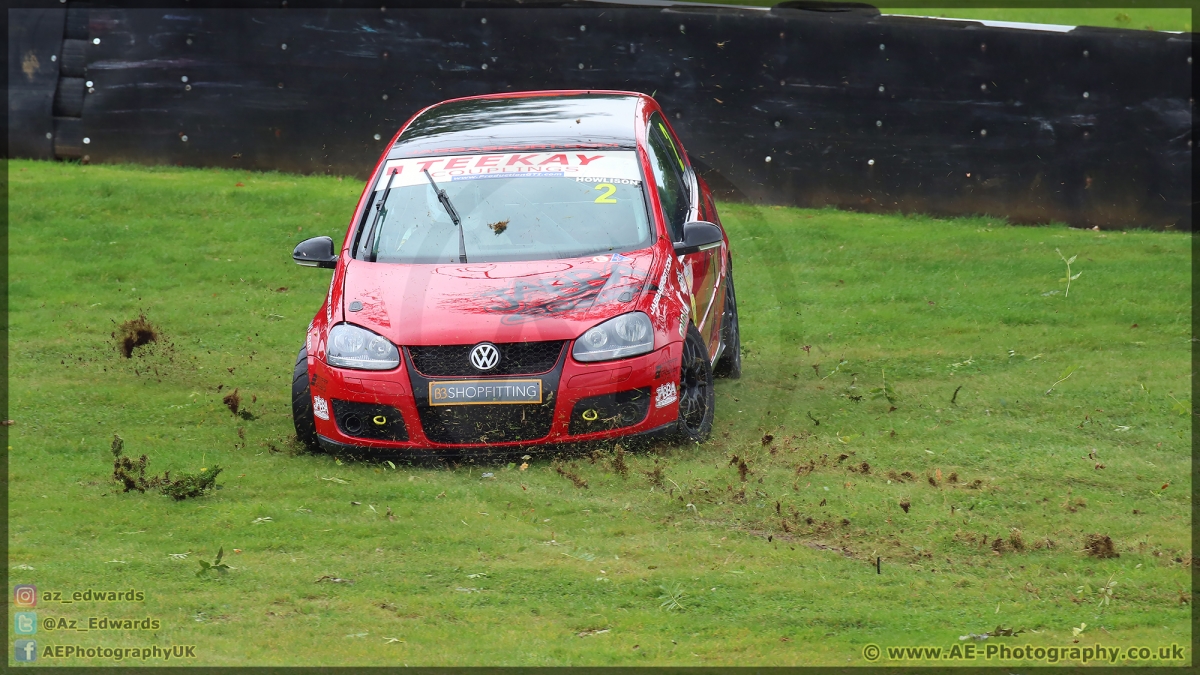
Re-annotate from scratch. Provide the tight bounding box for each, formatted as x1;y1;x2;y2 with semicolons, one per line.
488;219;509;235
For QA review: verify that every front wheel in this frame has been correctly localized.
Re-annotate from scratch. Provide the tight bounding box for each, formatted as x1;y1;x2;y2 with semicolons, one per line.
670;324;715;445
292;346;320;451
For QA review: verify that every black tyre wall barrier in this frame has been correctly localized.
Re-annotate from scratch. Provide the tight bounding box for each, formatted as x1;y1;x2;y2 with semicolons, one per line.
7;3;1194;230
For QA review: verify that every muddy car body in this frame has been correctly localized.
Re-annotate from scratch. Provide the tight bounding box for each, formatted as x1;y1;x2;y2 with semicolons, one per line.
291;90;741;454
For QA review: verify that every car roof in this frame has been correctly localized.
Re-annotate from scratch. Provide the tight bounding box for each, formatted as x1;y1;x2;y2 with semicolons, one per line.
388;91;646;158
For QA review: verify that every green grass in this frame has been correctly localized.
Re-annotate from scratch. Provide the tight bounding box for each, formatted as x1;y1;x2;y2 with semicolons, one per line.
7;160;1191;666
689;1;1193;33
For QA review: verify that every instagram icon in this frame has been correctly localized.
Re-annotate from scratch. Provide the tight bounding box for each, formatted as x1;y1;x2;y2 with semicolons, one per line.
14;584;37;608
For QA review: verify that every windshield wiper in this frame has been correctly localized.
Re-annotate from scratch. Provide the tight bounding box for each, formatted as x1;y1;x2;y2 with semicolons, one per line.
424;169;467;264
362;172;397;262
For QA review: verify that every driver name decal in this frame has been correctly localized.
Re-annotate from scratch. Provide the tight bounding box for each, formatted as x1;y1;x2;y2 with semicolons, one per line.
377;151;641;188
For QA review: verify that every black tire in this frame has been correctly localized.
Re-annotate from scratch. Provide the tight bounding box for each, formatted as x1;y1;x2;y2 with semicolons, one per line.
292;346;320;451
713;261;742;379
670;324;715;445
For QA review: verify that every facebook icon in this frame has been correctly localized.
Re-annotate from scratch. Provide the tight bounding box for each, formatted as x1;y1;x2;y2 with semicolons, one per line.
15;639;38;662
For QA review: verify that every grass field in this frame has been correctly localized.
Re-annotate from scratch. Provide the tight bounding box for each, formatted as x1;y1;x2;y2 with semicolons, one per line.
691;1;1193;33
7;160;1191;666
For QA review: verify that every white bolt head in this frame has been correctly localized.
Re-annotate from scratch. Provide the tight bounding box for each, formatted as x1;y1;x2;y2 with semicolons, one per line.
675;112;681;119
867;159;875;166
184;85;191;91
89;87;95;93
374;133;382;140
580;25;586;31
187;38;193;45
578;63;584;69
46;132;53;139
181;76;188;83
281;43;287;50
51;54;57;62
878;43;885;50
1083;50;1089;57
181;135;188;142
674;71;680;77
1189;57;1193;64
774;121;781;128
980;83;987;91
875;120;882;127
86;80;94;87
679;24;686;32
980;129;987;136
382;93;388;100
93;38;100;45
878;85;885;92
1083;91;1090;98
83;137;91;144
481;64;487;70
764;156;771;163
481;17;487;24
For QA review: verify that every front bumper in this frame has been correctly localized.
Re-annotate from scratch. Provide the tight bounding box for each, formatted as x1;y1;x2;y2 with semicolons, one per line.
307;342;681;451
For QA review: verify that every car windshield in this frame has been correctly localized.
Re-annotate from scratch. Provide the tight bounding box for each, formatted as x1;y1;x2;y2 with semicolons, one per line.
355;150;652;263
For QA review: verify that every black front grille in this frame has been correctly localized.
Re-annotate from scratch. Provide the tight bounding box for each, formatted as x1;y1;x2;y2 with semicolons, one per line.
569;388;651;436
332;400;408;442
407;341;565;377
416;397;557;444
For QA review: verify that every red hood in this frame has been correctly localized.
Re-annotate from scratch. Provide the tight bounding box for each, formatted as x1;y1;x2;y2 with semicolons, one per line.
339;251;654;346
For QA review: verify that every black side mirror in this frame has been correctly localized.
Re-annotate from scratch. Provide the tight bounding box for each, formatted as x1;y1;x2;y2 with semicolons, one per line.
673;220;724;256
293;236;338;268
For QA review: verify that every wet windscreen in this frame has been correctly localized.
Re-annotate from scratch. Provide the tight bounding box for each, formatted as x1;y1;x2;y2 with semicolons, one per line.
357;151;652;264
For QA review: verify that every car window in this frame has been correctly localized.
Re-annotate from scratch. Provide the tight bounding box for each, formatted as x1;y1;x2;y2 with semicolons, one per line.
645;119;689;241
354;150;652;264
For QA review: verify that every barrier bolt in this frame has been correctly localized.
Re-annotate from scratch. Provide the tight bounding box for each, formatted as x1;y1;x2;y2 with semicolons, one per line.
580;25;586;32
481;17;487;24
868;159;875;166
878;85;885;92
876;120;882;127
83;137;91;144
93;38;101;45
980;129;987;137
764;156;771;163
181;76;188;82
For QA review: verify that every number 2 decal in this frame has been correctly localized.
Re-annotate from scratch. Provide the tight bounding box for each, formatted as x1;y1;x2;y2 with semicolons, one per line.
593;183;618;203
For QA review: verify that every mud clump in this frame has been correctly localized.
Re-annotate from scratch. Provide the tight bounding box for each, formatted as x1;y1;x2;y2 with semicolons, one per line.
899;498;911;513
730;455;749;481
611;445;629;479
553;462;588;489
1084;533;1119;559
115;315;159;358
223;388;242;415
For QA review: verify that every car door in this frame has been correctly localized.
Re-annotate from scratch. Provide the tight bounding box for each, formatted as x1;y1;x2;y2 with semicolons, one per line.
646;113;720;354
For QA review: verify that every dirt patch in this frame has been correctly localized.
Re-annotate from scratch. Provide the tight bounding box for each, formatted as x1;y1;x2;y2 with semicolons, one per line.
899;498;911;513
1083;533;1119;558
115;315;159;358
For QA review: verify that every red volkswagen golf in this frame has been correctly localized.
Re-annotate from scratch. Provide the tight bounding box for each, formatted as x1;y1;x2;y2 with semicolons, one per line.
291;90;741;455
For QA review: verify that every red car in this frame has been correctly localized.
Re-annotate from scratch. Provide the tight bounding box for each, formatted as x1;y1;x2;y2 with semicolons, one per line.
290;90;741;455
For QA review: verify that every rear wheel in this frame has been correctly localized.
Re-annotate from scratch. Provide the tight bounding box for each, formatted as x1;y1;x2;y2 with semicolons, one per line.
292;346;320;451
713;262;742;379
671;324;715;444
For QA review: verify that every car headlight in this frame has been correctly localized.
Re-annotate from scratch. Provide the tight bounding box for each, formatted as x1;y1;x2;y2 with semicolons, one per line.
326;323;400;370
572;312;654;362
